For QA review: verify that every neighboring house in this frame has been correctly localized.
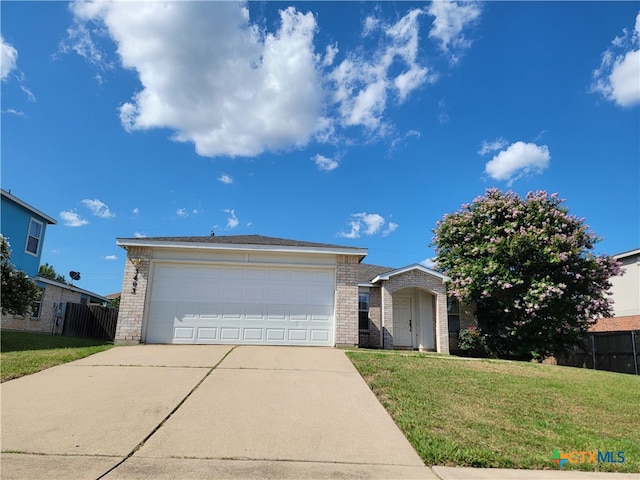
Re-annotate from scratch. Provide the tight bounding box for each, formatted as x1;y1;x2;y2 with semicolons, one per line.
115;235;451;353
1;189;108;334
591;248;640;332
1;189;56;277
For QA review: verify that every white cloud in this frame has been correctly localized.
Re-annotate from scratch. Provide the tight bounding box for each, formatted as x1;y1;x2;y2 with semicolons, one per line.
133;231;146;238
338;212;397;239
363;16;380;36
82;198;115;218
132;208;139;215
176;208;188;218
65;3;475;157
68;2;328;158
20;86;36;102
1;36;18;80
104;254;117;260
330;8;435;131
313;154;339;171
591;13;640;107
224;209;239;229
484;141;550;185
478;137;509;156
2;108;25;117
218;174;234;184
60;210;88;227
427;1;482;64
382;222;399;237
323;43;338;67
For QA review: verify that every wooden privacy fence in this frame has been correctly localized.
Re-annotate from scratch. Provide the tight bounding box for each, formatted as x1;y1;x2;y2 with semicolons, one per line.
553;331;639;375
62;303;118;341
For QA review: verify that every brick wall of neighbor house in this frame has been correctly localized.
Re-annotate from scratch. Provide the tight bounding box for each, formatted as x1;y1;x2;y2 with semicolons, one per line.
335;255;359;346
2;283;80;334
359;287;382;348
115;246;152;344
383;270;450;354
590;315;640;332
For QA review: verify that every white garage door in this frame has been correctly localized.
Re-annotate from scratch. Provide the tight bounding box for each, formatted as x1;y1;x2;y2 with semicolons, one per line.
145;263;336;346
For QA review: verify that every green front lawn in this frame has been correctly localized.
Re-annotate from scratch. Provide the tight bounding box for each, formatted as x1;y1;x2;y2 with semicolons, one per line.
347;350;639;472
1;331;113;382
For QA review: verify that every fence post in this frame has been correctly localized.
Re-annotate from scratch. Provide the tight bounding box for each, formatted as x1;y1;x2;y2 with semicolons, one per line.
632;330;638;376
591;334;597;371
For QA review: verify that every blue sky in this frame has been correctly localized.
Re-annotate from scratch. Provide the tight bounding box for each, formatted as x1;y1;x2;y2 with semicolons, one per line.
2;1;639;296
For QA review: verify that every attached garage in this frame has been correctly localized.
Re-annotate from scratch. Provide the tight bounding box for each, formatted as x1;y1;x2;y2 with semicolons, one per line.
115;235;367;347
146;263;336;345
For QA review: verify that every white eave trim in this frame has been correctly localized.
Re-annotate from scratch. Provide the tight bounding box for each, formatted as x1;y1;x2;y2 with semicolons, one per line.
34;276;109;302
370;263;450;283
1;189;57;224
116;238;368;258
614;248;640;260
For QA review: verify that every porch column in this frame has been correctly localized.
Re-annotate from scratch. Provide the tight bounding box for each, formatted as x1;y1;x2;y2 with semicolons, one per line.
435;292;450;354
381;285;393;349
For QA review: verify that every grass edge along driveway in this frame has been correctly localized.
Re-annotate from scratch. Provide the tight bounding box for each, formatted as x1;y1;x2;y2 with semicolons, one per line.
347;350;639;473
1;331;113;382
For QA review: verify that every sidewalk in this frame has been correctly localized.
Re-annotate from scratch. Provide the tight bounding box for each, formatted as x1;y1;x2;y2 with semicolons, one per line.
430;466;638;479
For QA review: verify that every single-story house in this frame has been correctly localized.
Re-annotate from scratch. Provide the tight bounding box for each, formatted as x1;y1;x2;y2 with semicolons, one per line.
2;276;110;335
115;235;452;353
591;248;640;333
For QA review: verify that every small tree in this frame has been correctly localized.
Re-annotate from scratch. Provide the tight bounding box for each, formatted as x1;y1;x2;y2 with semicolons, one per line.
38;262;69;284
1;235;42;316
432;188;622;360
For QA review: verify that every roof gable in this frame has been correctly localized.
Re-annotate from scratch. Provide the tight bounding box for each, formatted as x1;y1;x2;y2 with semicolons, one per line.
370;263;450;283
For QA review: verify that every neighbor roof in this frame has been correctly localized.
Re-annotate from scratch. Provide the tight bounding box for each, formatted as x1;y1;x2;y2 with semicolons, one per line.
1;189;57;225
116;235;368;259
614;248;640;260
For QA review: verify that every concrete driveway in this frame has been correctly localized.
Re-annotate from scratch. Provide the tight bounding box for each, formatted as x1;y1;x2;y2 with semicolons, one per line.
1;345;435;479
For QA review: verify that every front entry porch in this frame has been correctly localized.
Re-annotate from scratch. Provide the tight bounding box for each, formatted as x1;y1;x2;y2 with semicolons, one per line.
392;288;435;351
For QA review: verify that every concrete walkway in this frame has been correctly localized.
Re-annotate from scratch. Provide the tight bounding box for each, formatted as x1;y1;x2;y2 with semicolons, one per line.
1;345;636;479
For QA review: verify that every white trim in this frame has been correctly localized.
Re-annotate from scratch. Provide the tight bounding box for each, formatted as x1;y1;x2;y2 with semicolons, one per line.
117;238;367;258
34;276;109;302
1;189;57;224
371;263;450;283
614;248;640;260
24;218;43;257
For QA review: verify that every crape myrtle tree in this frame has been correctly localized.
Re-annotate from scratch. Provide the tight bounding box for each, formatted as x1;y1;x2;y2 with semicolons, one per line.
1;235;41;316
432;188;622;360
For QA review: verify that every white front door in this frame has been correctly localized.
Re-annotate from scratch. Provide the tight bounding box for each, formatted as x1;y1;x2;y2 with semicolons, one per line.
393;295;413;348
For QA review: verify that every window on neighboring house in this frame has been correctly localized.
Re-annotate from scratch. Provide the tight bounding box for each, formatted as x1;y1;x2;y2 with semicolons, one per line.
447;297;461;333
31;287;44;319
80;295;88;305
25;218;43;256
359;292;370;330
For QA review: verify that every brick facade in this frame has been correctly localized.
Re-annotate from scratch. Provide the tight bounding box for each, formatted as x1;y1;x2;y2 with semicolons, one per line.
335;254;359;346
2;283;82;335
379;270;449;354
114;246;152;344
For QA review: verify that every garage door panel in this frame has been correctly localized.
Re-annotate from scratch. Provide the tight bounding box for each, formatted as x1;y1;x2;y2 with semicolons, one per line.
146;264;335;346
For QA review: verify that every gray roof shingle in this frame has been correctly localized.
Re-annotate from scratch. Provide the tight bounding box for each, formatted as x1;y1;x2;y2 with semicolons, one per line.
117;234;365;251
358;263;396;283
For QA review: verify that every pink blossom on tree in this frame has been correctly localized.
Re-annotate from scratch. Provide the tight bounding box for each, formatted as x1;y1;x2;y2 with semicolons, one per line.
432;188;623;360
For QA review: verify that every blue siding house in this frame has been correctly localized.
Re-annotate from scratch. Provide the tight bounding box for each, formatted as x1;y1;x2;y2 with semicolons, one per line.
1;189;107;335
1;189;57;277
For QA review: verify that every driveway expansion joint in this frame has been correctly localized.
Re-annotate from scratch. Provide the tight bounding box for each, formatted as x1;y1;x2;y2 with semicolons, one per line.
94;346;238;480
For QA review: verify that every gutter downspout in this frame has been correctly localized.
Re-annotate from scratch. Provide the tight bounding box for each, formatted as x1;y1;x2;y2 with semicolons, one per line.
380;283;385;349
